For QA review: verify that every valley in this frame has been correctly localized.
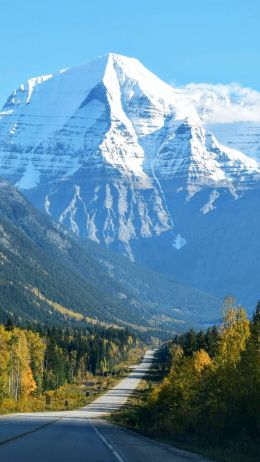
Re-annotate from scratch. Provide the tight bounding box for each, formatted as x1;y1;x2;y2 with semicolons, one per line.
0;39;259;462
0;179;220;334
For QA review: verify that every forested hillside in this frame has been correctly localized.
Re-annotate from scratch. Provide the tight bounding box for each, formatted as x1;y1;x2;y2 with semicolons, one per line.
0;179;221;334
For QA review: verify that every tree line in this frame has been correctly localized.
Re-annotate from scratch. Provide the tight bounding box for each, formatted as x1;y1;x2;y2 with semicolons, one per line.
0;320;138;411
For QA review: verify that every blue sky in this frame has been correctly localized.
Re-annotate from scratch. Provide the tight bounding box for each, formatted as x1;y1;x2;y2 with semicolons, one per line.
0;0;259;107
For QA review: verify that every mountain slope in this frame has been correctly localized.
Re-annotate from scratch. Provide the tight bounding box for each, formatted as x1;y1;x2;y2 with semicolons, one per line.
206;122;260;164
0;180;220;332
0;180;143;328
180;82;260;163
0;53;259;307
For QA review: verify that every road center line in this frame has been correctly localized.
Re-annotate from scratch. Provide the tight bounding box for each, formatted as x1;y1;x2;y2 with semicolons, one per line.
0;418;61;447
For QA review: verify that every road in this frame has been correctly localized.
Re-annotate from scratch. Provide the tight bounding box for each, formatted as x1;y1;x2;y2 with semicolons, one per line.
0;350;211;462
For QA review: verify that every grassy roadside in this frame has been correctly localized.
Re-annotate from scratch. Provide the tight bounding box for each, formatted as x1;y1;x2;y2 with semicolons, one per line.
0;373;124;414
110;363;258;462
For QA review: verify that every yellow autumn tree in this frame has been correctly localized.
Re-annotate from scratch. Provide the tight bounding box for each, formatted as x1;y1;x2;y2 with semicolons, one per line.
216;307;250;367
9;329;36;401
0;325;10;402
25;330;46;394
193;349;213;373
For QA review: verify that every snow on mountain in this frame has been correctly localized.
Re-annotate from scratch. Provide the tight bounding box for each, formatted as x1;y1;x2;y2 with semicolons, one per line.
180;82;260;162
0;53;260;307
205;122;260;163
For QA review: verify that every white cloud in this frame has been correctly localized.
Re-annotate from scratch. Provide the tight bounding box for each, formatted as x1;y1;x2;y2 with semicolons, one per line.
175;82;260;124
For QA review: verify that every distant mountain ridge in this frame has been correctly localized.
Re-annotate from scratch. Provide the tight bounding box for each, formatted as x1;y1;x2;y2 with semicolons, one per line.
0;180;220;334
0;53;259;307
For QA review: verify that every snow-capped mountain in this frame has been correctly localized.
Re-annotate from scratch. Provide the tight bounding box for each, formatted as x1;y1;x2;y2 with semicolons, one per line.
0;53;260;307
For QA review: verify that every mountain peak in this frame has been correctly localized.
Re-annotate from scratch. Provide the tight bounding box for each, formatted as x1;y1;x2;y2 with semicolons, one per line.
0;53;260;313
98;51;140;64
0;53;259;263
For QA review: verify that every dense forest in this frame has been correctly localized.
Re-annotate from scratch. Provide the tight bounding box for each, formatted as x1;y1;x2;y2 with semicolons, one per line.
0;320;139;413
120;298;260;462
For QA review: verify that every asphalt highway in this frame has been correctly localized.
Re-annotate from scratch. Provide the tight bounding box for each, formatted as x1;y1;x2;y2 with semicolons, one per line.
0;350;211;461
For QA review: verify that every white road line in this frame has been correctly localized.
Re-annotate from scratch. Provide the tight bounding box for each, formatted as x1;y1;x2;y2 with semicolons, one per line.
88;419;126;462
